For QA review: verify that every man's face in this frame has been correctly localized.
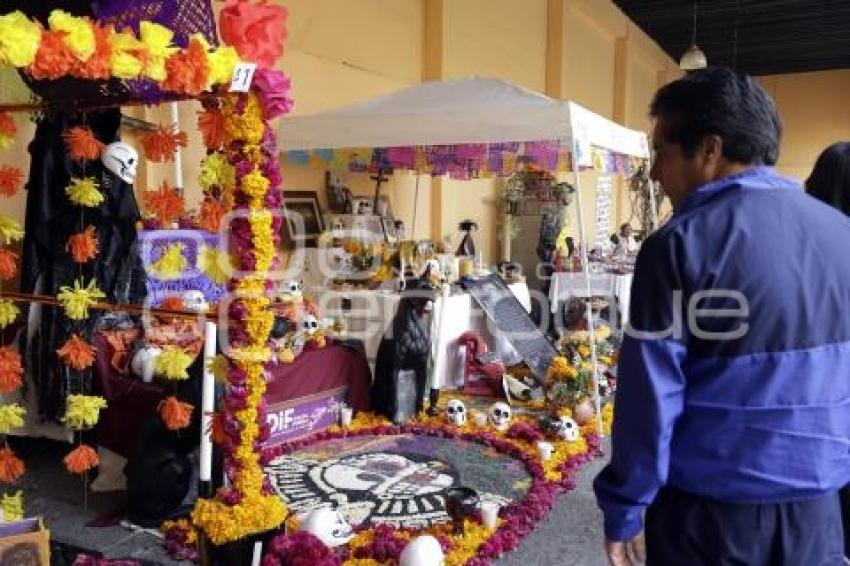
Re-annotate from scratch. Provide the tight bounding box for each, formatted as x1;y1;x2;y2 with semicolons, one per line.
649;117;714;208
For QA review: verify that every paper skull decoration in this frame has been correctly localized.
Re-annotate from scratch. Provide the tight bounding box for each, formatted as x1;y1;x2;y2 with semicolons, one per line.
131;346;162;383
488;402;512;431
182;290;209;313
445;399;467;426
102;141;139;184
400;535;445;566
553;416;580;442
279;279;303;301
299;508;353;548
301;314;320;336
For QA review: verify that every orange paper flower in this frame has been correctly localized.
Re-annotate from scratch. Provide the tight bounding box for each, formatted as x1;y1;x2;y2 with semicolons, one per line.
28;29;77;81
210;412;227;445
197;198;228;233
0;248;17;281
63;443;99;475
159;396;193;430
0;447;25;484
0;347;23;394
72;22;112;80
0;113;15;139
66;226;99;263
63;126;104;162
143;181;185;226
56;334;96;371
140;125;188;163
162;37;209;96
198;107;227;150
0;165;23;198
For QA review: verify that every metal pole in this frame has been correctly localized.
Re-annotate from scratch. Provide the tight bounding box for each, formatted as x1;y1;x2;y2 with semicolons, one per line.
411;172;421;239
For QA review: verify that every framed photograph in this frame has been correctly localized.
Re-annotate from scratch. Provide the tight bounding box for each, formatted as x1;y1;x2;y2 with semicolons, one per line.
381;217;397;244
283;191;324;248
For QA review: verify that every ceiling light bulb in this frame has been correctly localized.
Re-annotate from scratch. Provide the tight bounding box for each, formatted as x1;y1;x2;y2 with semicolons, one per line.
680;44;708;70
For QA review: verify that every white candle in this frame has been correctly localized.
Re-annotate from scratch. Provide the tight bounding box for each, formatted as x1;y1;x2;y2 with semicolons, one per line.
536;441;554;461
480;501;500;530
430;284;452;390
339;405;353;427
199;322;217;483
473;412;488;428
251;541;263;566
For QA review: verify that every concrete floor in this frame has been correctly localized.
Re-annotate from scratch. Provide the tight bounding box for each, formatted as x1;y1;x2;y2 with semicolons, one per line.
15;436;609;566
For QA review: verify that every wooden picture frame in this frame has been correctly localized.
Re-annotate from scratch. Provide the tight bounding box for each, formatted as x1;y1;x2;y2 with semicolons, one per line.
283;190;324;248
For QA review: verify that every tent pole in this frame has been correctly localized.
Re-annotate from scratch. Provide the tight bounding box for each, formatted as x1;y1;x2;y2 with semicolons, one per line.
412;171;421;239
572;168;604;438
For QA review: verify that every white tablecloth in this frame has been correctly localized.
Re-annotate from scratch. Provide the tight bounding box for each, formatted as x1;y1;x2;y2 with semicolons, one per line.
548;271;633;325
310;282;531;389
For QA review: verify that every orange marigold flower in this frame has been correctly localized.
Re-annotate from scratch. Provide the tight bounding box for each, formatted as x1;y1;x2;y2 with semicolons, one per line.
197;198;228;233
159;396;193;431
0;166;23;198
0;113;15;138
0;347;23;394
162;37;209;96
63;444;99;475
63;126;104;162
56;334;96;371
197;107;226;150
66;226;98;263
0;447;25;484
28;30;77;81
143;181;185;226
0;248;17;281
140;125;188;163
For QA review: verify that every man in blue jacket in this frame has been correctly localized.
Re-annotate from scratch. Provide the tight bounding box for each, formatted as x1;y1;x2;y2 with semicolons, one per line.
594;67;850;565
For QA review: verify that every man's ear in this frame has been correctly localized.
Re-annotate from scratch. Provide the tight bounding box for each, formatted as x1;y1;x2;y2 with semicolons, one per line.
699;134;724;164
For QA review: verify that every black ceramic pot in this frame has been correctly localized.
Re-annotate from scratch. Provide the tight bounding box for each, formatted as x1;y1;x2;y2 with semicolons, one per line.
445;486;480;536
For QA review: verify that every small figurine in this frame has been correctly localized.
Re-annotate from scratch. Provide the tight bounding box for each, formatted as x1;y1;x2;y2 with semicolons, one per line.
456;219;478;258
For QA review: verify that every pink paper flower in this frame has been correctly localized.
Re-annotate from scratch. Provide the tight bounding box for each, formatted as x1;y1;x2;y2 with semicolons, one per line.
253;68;295;120
219;0;289;68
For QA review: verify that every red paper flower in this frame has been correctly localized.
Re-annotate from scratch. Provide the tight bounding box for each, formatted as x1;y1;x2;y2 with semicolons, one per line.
72;22;113;80
56;334;96;371
162;37;209;96
64;444;99;474
66;226;99;263
0;347;23;394
219;0;288;68
143;181;185;226
159;396;193;430
28;30;77;81
0;248;17;281
63;126;105;162
140;125;188;163
0;165;23;198
196;197;228;233
0;447;24;484
197;107;227;150
0;113;15;139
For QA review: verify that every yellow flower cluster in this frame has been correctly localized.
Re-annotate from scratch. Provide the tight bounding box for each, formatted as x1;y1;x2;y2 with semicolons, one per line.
62;394;107;430
197;246;233;285
199;153;236;192
161;518;197;545
57;278;106;320
0;12;41;67
150;243;188;280
206;354;231;382
248;211;275;273
0;216;24;245
241;169;270;209
546;356;578;382
155;347;194;381
48;10;95;61
1;491;22;522
0;404;25;434
0;300;19;329
223;94;265;146
65;177;104;208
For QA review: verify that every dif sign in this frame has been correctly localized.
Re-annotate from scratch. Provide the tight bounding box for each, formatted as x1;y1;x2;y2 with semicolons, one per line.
264;386;349;447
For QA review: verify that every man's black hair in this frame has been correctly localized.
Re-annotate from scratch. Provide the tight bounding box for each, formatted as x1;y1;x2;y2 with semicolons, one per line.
650;67;782;165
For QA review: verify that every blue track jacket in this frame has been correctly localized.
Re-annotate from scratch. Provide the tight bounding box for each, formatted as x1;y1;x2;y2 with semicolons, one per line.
594;167;850;541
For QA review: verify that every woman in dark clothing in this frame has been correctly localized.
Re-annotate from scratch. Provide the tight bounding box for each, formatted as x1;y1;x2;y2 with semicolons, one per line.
806;141;850;558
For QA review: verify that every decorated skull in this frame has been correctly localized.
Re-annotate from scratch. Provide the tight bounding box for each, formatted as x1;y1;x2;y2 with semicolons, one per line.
321;453;453;498
488;402;512;431
400;535;445;566
131;346;162;383
301;314;320;336
102;141;139;184
182;290;209;313
553;416;580;442
445;399;467;426
279;279;303;301
299;508;353;548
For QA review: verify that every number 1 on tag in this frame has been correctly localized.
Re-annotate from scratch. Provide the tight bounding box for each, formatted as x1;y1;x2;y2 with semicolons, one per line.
230;62;257;92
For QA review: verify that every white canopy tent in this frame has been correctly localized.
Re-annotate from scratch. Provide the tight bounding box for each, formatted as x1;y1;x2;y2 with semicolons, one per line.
276;77;653;435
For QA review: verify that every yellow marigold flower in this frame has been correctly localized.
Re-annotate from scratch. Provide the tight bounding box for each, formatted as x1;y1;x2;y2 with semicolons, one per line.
48;10;95;61
199;153;236;191
207;45;240;86
0;216;24;245
155;347;194;380
139;21;177;82
57;278;106;320
65;177;104;207
110;31;144;78
0;404;25;434
62;394;107;430
0;11;41;67
150;243;188;280
0;300;19;329
241;169;270;206
197;246;232;285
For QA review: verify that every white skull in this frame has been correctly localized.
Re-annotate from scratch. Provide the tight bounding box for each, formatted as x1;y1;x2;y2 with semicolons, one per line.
301;314;320;335
445;399;467;426
182;290;209;313
102;141;139;184
131;346;162;383
321;453;453;497
400;535;445;566
299;508;353;548
280;279;303;300
488;402;512;431
553;416;580;442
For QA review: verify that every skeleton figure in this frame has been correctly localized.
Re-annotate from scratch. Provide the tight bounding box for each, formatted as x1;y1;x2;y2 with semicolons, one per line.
400;535;445;566
445;399;467;426
102;141;139;184
299;508;353;548
278;279;303;302
488;402;512;431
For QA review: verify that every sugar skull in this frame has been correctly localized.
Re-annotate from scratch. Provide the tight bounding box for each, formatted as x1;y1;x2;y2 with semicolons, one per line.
102;141;139;184
488;402;512;431
321;453;453;499
400;535;445;566
131;346;162;383
301;314;320;337
553;416;580;442
299;507;353;548
279;279;303;302
182;290;209;313
445;399;467;426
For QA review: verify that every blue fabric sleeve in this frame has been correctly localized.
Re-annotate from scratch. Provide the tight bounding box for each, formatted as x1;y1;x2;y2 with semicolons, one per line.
593;232;688;541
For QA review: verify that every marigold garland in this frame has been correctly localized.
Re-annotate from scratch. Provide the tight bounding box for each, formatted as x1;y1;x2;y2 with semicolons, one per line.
63;443;99;474
63;126;104;162
0;347;23;394
57;278;106;320
0;165;23;197
143;181;185;226
0;404;25;434
65;177;104;207
0;300;19;329
0;216;23;245
73;20;112;80
154;347;193;380
62;394;107;430
159;396;194;431
47;10;95;62
56;334;96;371
66;226;99;264
141;125;188;163
0;448;24;484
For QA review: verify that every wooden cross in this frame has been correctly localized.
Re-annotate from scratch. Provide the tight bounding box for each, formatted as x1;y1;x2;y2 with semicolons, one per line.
371;167;391;213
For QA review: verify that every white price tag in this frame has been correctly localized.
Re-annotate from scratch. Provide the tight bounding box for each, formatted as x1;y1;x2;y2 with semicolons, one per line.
230;62;257;92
